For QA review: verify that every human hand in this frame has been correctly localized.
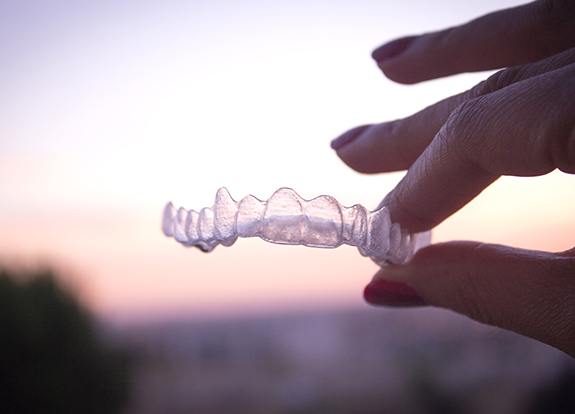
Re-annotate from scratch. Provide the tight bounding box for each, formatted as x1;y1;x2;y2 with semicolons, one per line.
331;0;575;356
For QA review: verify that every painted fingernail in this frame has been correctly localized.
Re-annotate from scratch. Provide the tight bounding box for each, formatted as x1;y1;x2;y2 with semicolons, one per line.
364;278;425;307
330;125;370;150
371;36;417;63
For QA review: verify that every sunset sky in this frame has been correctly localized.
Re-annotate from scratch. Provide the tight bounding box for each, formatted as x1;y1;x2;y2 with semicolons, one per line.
1;0;573;321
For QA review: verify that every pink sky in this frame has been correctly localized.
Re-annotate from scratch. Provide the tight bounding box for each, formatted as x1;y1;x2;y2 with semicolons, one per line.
1;0;573;320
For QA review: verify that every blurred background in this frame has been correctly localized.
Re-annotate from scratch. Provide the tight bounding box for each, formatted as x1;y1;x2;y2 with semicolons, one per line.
1;0;574;412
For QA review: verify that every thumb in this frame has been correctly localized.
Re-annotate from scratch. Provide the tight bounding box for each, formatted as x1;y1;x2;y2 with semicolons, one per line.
365;241;575;356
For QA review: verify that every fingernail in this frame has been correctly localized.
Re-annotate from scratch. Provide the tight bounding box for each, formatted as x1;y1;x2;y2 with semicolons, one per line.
364;278;425;307
371;36;417;63
331;125;370;150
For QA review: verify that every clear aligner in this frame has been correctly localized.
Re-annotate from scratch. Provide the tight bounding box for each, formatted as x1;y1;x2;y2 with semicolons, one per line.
162;188;431;266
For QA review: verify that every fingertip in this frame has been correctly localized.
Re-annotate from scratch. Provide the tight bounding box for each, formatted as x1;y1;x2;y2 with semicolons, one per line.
332;121;415;174
371;36;418;63
377;63;423;85
330;125;371;150
372;36;426;84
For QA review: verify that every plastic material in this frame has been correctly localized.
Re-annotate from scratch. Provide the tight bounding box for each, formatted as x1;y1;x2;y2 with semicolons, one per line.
162;187;430;265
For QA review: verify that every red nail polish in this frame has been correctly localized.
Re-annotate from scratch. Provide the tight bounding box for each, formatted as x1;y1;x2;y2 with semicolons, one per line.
364;278;425;307
371;36;417;63
331;125;370;150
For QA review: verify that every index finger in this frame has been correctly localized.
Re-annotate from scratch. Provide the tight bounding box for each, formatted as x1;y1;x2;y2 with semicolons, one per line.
384;64;575;232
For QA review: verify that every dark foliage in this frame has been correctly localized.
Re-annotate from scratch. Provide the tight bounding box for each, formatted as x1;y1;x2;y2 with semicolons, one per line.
0;267;131;414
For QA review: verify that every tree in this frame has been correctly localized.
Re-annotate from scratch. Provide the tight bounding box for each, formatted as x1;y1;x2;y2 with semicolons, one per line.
0;267;131;414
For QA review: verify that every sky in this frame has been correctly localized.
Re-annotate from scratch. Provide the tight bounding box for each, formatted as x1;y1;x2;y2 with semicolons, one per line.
1;0;573;321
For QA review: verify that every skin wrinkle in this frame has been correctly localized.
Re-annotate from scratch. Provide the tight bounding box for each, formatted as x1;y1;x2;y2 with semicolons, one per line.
384;94;468;170
417;244;575;355
414;243;572;348
531;257;575;350
379;56;574;235
340;1;575;355
464;71;562;176
480;87;533;174
478;66;525;95
560;274;575;350
462;244;525;328
381;100;500;232
547;64;575;173
500;250;569;347
411;243;503;327
529;65;575;173
520;283;561;347
340;49;575;177
443;98;497;181
391;150;494;232
341;49;575;180
383;184;432;231
516;82;560;174
455;269;498;328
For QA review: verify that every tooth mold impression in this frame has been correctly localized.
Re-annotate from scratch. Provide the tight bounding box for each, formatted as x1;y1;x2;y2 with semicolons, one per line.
162;188;431;265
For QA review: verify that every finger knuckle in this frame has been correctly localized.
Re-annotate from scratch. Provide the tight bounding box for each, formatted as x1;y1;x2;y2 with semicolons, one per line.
441;99;485;160
445;99;477;134
469;67;525;97
547;104;575;173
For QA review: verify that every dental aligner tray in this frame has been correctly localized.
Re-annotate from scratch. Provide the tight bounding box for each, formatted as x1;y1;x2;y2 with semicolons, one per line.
162;187;430;265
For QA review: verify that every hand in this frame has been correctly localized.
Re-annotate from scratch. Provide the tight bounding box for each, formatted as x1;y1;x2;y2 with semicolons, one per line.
331;0;575;356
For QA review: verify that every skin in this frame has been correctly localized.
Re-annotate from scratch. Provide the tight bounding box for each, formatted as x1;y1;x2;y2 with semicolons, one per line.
332;0;575;356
